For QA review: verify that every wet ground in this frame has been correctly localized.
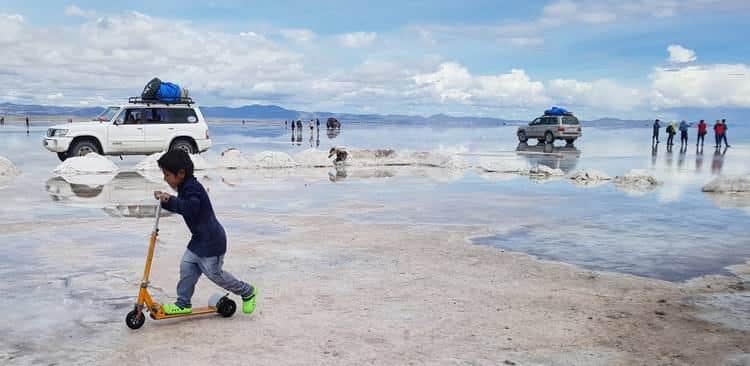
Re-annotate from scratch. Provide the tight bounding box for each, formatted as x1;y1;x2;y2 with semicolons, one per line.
0;120;749;364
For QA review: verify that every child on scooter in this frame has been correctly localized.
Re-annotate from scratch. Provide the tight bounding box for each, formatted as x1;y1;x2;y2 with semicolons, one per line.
153;149;257;315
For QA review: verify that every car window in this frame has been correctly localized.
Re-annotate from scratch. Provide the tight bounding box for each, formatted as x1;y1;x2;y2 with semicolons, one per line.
165;108;199;124
530;118;541;125
122;109;143;125
562;116;579;125
543;117;558;125
144;108;166;124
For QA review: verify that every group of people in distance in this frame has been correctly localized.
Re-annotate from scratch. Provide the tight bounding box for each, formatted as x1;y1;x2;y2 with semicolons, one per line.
652;119;730;149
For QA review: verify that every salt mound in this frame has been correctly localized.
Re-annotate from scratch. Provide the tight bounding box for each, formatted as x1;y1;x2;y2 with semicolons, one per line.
570;169;611;186
53;153;118;175
0;156;21;177
478;156;528;173
702;176;750;193
613;169;660;186
347;149;402;166
136;152;212;171
527;164;564;177
218;148;252;169
294;149;331;168
252;151;296;168
406;151;470;169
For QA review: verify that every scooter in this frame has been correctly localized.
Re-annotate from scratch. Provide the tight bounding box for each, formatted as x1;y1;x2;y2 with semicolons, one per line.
125;202;236;329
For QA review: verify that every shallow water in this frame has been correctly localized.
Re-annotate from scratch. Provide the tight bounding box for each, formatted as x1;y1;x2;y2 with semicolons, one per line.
1;121;750;282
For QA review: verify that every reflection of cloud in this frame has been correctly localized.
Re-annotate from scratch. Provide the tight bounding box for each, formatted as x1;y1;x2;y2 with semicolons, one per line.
704;192;750;216
45;172;166;207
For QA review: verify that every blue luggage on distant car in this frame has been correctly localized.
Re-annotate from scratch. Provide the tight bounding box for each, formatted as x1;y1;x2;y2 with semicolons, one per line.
544;106;571;116
157;82;182;102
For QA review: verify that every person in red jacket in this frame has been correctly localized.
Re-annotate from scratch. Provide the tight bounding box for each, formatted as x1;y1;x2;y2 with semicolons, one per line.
696;120;707;147
713;119;725;148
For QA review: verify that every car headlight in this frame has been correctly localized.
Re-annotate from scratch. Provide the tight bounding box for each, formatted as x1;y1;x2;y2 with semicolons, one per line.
52;129;69;137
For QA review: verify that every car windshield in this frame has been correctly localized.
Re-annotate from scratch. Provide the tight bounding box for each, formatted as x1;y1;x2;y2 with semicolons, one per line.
562;116;579;125
93;107;120;122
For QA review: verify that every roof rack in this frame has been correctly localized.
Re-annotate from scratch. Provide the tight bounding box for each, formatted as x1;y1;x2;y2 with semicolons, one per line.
128;96;194;106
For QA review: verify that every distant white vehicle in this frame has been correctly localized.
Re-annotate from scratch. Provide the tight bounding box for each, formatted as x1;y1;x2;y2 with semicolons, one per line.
43;97;212;161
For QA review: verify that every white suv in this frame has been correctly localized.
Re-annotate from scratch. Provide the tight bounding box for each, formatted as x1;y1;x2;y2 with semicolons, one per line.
43;98;212;161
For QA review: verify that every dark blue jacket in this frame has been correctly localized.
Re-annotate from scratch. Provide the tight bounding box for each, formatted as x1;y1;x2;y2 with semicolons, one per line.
161;176;226;257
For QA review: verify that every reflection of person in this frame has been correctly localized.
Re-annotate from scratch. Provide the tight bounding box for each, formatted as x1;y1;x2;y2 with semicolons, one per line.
153;150;257;316
711;146;727;174
0;116;4;125
696;120;707;146
651;143;658;167
695;146;704;172
652;119;661;144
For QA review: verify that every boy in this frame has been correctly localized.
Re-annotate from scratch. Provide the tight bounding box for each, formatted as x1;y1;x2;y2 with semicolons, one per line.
154;149;257;315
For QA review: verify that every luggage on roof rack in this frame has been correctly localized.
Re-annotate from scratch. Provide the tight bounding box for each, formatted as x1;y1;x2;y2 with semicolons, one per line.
544;106;572;116
128;96;194;105
139;77;191;104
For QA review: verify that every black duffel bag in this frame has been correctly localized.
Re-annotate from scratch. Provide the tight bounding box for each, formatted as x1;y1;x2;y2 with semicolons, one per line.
141;77;162;100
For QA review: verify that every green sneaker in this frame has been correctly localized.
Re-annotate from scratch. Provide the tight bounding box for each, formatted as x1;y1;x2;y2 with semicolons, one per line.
163;303;192;315
242;287;258;314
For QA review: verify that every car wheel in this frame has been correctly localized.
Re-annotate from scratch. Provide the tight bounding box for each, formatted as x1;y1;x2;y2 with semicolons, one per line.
565;138;576;145
68;140;100;157
170;139;195;154
57;152;68;161
517;131;528;143
544;132;554;144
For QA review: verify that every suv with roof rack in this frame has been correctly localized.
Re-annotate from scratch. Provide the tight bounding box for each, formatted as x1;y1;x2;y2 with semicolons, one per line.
517;108;582;145
43;97;212;161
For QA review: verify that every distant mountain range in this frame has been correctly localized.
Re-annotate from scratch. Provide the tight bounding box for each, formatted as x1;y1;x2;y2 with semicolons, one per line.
0;101;668;127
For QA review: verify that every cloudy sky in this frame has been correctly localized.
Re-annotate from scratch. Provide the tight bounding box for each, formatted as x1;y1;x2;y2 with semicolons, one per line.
1;0;749;119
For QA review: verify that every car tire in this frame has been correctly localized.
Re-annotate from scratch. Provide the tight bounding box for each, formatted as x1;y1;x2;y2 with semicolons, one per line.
68;140;100;157
517;131;528;143
57;152;68;161
170;138;195;154
544;132;554;144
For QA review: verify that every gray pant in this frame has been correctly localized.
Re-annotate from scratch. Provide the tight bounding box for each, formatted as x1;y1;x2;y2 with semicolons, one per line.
176;249;253;308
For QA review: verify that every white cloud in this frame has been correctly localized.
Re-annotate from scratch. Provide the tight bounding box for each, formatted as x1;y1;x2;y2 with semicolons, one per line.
280;28;316;43
47;93;64;100
650;64;750;108
339;32;377;48
0;13;25;44
413;62;547;107
547;79;643;111
667;44;697;64
64;5;96;19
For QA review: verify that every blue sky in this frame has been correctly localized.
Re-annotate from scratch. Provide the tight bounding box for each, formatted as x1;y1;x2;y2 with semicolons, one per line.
1;1;749;119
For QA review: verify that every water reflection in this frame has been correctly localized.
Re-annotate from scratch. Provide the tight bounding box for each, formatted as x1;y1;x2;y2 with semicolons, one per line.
327;128;341;139
711;146;728;175
515;142;580;173
45;171;169;217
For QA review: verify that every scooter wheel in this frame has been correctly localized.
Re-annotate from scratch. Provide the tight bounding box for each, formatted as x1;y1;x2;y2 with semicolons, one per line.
126;310;146;329
217;297;236;318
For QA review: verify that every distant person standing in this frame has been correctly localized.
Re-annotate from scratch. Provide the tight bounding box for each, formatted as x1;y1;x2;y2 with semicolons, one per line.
0;116;4;126
666;122;676;146
721;119;730;147
652;119;661;144
309;120;314;132
316;118;320;129
713;119;725;148
285;120;288;129
696;119;707;146
678;120;689;146
291;120;296;133
25;116;29;135
296;120;302;130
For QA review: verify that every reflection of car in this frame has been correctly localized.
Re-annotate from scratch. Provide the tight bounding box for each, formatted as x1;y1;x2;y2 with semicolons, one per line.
517;113;582;145
45;172;168;212
43;98;212;161
516;142;581;173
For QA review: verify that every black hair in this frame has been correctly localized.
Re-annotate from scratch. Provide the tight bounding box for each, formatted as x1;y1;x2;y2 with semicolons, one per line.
157;149;194;177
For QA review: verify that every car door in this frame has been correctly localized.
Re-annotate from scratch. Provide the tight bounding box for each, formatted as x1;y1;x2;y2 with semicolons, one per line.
108;108;145;153
528;118;542;138
142;108;173;152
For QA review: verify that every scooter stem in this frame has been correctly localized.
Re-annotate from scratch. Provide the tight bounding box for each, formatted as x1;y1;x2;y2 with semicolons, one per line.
140;202;162;285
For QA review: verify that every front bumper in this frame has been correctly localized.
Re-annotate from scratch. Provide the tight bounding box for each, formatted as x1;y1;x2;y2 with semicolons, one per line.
43;137;73;153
